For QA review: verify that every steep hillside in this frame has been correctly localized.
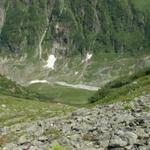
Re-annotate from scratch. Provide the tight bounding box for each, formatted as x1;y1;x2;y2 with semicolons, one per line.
0;73;75;130
0;75;40;99
89;67;150;104
0;0;150;58
0;0;149;86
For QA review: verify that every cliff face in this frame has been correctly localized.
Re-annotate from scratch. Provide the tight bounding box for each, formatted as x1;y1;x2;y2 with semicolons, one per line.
0;0;150;58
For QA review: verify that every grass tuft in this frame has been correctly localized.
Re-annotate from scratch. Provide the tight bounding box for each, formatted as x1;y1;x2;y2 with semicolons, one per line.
46;143;70;150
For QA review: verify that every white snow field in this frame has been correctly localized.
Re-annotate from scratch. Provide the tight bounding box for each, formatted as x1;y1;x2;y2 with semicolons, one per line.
29;80;49;85
44;54;56;69
55;81;99;91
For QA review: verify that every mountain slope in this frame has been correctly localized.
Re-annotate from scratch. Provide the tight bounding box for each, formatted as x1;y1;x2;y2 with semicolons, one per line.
0;0;150;87
0;0;150;58
89;67;150;104
0;75;75;128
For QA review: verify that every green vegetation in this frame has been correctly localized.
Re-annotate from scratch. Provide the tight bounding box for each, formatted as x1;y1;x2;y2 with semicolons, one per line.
47;143;70;150
0;75;40;100
0;94;74;126
43;128;61;140
143;106;150;112
1;0;150;56
0;0;47;56
0;76;75;146
0;73;75;127
0;75;94;105
29;84;95;105
89;67;150;104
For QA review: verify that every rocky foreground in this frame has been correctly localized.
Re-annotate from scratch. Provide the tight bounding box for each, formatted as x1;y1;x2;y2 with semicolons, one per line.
1;95;150;150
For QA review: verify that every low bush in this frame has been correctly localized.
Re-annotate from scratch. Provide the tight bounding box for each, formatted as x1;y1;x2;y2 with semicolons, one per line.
46;143;70;150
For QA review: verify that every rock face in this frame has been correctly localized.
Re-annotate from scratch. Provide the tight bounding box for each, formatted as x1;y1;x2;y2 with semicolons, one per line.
0;95;150;150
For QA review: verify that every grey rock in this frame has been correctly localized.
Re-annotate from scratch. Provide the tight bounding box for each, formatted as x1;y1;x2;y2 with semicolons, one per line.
136;128;149;139
38;136;48;142
109;135;128;147
18;135;30;145
124;131;138;145
1;95;150;150
2;143;21;150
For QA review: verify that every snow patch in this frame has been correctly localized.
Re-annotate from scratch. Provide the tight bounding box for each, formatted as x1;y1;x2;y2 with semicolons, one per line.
1;104;6;108
29;80;49;85
85;53;92;62
44;54;56;70
75;71;79;75
82;53;93;63
55;81;99;91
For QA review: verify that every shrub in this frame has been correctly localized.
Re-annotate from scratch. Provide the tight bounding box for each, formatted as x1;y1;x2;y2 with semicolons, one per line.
46;143;70;150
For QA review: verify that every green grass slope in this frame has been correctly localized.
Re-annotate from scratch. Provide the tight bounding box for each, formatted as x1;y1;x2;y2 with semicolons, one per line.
0;75;75;127
89;67;150;105
0;75;40;100
0;94;74;127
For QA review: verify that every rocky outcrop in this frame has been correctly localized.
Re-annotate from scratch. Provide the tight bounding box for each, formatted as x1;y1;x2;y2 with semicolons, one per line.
1;95;150;150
